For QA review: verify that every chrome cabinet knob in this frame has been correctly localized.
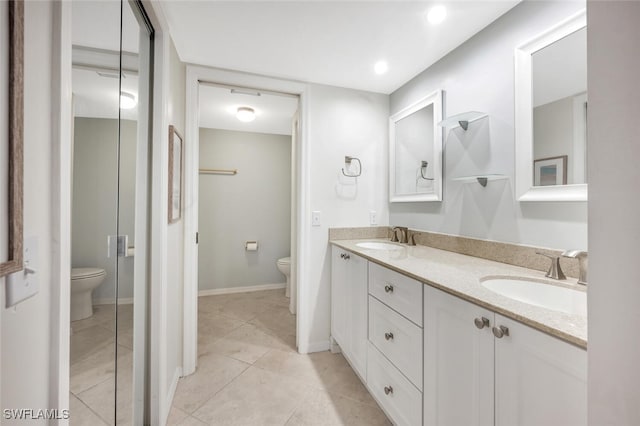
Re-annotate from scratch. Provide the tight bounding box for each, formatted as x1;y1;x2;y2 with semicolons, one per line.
384;332;394;341
492;325;510;339
343;253;350;260
384;386;393;395
474;317;490;329
384;284;394;293
340;253;345;259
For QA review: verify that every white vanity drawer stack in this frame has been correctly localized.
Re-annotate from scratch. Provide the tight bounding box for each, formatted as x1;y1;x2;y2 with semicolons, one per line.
367;262;423;426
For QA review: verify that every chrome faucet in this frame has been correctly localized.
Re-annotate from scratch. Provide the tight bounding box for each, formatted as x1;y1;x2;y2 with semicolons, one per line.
562;250;588;285
391;226;409;244
536;252;566;280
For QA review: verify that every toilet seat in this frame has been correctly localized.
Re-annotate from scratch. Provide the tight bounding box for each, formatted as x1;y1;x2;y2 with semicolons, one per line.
71;268;106;280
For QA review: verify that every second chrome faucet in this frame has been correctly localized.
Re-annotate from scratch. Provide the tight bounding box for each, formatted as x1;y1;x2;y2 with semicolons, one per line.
537;250;588;285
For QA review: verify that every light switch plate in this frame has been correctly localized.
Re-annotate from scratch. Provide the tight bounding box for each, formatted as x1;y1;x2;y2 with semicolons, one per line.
312;211;321;227
6;236;39;308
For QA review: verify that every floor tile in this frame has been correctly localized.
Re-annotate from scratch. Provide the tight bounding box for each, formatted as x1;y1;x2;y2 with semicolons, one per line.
69;393;108;426
202;323;288;364
70;324;115;364
70;343;131;394
172;352;250;414
198;311;246;350
285;389;391;426
166;406;189;425
192;367;313;425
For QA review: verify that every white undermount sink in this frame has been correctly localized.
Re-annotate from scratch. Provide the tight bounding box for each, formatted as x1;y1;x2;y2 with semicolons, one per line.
480;276;587;316
355;241;404;251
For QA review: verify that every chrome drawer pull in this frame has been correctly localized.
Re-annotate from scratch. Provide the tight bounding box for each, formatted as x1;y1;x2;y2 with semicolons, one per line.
384;332;394;341
384;386;393;395
474;317;490;329
492;325;510;339
384;284;394;293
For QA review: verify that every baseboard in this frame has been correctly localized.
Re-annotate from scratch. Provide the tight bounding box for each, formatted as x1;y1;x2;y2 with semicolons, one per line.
93;297;134;305
306;340;331;353
164;367;183;424
198;283;285;297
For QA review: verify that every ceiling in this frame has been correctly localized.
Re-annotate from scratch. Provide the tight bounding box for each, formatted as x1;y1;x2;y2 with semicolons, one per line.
161;0;520;94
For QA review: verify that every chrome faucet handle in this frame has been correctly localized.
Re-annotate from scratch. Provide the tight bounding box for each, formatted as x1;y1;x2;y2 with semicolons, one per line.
562;250;588;285
408;232;417;246
536;252;567;280
391;226;408;243
390;227;400;242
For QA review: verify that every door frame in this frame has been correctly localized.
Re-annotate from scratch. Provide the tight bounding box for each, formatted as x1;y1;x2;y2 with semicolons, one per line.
183;66;311;375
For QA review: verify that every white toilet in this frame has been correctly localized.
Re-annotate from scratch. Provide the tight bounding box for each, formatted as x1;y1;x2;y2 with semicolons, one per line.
70;268;106;321
276;257;291;298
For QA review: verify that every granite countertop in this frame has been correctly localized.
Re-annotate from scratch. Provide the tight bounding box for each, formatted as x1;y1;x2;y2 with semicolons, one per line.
330;238;587;349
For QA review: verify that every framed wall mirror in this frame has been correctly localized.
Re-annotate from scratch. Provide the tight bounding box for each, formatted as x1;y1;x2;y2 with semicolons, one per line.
389;90;443;202
515;10;587;201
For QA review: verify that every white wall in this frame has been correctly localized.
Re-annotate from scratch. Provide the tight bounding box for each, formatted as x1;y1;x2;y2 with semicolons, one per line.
305;83;389;350
165;38;185;405
389;1;587;250
72;118;137;302
587;1;640;424
198;128;291;291
1;1;55;421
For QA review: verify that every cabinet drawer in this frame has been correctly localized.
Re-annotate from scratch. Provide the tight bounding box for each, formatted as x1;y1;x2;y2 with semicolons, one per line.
369;296;422;390
369;262;423;326
367;343;422;426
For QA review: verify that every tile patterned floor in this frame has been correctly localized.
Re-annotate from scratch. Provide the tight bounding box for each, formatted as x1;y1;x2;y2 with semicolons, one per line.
69;290;390;425
170;290;390;426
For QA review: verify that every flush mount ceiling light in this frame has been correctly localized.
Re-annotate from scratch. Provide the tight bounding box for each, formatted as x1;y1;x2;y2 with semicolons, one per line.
120;91;137;109
236;106;256;122
427;5;447;25
374;60;389;75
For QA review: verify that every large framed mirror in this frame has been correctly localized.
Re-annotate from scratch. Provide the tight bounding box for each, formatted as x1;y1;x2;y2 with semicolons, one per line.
515;10;587;201
389;90;443;202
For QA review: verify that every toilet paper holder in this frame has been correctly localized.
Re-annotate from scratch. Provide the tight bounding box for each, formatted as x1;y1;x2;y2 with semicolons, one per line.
245;241;259;251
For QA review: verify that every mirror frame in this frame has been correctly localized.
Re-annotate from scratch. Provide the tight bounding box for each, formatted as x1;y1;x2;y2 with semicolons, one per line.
515;9;587;202
389;89;443;202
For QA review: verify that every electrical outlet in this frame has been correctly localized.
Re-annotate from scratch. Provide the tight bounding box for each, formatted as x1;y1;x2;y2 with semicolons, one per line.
312;211;321;226
370;210;378;225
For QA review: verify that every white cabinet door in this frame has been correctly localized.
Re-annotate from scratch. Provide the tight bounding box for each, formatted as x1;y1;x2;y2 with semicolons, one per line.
330;246;368;379
494;314;587;426
424;286;494;426
331;246;349;350
347;251;368;379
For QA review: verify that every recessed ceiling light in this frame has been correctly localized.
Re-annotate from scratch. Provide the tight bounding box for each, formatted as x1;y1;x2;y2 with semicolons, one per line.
427;5;447;25
236;106;256;122
374;61;388;75
120;91;137;109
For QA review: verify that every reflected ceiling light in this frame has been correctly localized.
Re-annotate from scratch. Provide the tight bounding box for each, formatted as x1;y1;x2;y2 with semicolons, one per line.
236;106;256;122
120;91;137;109
427;5;447;25
374;61;388;75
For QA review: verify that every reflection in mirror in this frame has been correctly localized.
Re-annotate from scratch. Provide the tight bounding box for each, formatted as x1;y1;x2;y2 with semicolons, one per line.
70;0;153;423
389;90;443;202
515;10;586;201
532;27;587;186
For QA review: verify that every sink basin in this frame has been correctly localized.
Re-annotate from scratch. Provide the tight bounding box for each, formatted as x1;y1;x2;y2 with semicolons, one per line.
355;241;403;251
480;277;586;316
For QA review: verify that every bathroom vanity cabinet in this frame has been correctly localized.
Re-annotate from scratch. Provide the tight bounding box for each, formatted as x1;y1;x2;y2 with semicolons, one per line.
330;247;368;379
424;285;587;426
330;244;587;426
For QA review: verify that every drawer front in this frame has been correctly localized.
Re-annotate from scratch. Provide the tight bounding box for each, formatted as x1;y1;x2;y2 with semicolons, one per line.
369;262;423;326
369;296;423;390
367;343;422;426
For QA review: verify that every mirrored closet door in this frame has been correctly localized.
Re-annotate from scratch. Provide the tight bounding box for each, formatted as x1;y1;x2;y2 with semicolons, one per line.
70;1;153;423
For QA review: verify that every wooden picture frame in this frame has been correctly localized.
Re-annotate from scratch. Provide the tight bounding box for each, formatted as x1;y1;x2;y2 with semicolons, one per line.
168;125;183;223
534;155;568;186
1;0;24;277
